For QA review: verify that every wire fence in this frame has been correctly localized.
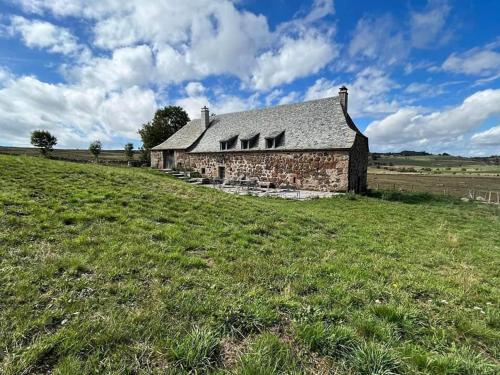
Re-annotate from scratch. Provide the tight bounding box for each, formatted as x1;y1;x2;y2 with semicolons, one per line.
370;183;500;204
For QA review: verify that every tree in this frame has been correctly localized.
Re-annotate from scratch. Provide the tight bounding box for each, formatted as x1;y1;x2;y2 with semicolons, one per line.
89;140;102;162
138;106;190;151
31;130;57;157
124;143;134;161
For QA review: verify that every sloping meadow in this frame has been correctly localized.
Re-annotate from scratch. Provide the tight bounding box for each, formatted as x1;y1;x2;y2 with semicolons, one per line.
0;155;498;374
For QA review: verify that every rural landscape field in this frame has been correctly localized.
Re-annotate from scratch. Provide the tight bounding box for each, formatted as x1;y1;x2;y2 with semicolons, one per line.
1;154;498;374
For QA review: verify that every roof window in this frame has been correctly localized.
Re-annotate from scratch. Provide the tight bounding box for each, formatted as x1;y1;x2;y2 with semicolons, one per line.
220;135;238;150
241;133;259;149
265;131;285;149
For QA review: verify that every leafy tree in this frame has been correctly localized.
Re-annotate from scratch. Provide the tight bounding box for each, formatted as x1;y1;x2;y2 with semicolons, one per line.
89;140;102;162
30;130;57;157
124;143;134;161
138;106;190;151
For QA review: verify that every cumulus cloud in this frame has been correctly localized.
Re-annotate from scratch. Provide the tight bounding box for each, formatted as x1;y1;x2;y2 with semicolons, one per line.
11;0;336;91
65;45;154;90
442;39;500;76
250;31;336;91
9;15;84;55
0;75;157;147
365;89;500;151
410;0;451;48
471;125;500;146
305;68;401;117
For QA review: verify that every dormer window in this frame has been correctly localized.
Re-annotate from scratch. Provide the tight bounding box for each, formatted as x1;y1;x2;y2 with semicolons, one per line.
219;135;238;150
240;133;259;149
265;131;285;148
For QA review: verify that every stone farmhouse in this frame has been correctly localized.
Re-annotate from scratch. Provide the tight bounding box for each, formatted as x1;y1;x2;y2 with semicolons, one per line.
151;87;369;192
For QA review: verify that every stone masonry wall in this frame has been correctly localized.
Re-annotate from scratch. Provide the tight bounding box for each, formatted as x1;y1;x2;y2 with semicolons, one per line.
175;150;350;192
151;150;163;169
348;134;369;192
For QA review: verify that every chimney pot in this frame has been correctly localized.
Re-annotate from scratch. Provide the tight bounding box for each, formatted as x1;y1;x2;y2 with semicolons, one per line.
201;106;210;128
339;86;348;112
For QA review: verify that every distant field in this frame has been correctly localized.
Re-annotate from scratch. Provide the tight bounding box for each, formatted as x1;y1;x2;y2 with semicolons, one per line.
1;155;499;374
0;146;137;163
369;173;500;198
373;154;498;168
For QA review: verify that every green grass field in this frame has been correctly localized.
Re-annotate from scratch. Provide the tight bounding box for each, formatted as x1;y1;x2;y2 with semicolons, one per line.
1;155;499;374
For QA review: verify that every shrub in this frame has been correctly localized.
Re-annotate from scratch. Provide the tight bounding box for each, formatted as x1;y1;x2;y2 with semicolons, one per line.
31;130;57;157
89;140;102;162
124;143;134;161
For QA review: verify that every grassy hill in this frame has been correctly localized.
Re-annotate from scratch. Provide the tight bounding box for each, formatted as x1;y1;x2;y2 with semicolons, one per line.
0;155;498;374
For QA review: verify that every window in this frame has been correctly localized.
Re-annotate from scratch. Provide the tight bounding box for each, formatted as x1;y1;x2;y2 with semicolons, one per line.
201;168;206;175
240;134;259;150
265;131;285;148
219;135;237;150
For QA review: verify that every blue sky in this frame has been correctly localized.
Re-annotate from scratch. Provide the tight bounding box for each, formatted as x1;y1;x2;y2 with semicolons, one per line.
0;0;499;155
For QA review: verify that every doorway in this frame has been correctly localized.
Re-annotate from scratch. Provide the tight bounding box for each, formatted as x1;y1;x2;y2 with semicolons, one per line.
163;151;175;169
218;166;225;180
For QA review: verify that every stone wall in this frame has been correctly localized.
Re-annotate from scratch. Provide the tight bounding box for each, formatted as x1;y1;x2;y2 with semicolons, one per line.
348;134;369;192
151;150;163;169
176;150;350;192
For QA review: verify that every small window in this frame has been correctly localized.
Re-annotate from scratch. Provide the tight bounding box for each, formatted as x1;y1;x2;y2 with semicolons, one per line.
201;168;206;175
220;135;237;150
249;134;259;148
265;131;285;148
241;134;259;149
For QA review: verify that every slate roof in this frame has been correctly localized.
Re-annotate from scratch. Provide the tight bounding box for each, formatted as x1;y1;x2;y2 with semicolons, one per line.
152;96;365;152
151;119;205;150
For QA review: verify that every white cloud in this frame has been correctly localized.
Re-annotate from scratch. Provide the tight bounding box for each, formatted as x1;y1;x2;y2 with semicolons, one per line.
9;15;83;55
0;75;156;148
348;15;407;66
365;89;500;152
305;68;400;117
471;125;500;146
442;40;500;76
65;45;154;90
250;31;336;91
410;0;451;48
11;0;336;92
185;82;205;97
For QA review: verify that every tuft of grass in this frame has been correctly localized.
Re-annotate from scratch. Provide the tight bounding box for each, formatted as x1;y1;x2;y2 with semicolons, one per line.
168;326;220;373
295;322;358;358
237;333;299;375
351;343;402;375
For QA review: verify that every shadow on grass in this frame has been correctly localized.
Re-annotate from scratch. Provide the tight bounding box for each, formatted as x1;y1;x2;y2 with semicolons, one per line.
366;190;462;205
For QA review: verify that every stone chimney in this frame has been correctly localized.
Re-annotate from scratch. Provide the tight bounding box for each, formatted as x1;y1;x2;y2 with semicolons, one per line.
201;106;210;128
339;86;348;113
